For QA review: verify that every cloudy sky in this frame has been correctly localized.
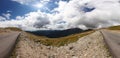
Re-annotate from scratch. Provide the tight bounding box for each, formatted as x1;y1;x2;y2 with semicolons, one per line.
0;0;120;30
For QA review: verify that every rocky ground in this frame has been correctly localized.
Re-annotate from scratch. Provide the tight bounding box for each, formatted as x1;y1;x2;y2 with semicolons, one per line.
10;31;112;58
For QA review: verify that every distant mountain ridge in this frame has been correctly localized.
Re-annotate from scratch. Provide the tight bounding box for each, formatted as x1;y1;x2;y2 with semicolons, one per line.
26;28;92;38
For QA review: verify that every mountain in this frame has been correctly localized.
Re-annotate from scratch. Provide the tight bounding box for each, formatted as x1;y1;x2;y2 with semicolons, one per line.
26;28;92;38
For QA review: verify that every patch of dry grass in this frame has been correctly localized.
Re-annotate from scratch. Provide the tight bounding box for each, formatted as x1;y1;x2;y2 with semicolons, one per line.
5;27;22;31
26;30;94;46
0;28;10;33
107;25;120;30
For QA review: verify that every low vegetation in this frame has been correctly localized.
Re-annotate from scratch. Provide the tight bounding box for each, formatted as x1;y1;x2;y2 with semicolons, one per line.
5;27;22;31
0;28;7;33
26;30;94;46
107;25;120;30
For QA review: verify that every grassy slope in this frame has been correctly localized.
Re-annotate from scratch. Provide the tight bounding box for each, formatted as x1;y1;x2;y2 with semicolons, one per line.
5;27;22;31
107;25;120;30
26;30;94;46
0;27;22;33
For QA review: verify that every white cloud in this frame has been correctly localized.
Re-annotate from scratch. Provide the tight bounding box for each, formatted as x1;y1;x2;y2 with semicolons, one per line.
0;16;6;21
12;0;35;5
33;3;43;8
12;0;50;8
0;12;11;21
0;11;51;30
1;0;120;30
52;0;120;29
2;13;11;19
7;10;12;13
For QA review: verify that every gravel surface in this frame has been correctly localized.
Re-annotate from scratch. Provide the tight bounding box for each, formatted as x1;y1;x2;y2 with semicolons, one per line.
11;31;112;58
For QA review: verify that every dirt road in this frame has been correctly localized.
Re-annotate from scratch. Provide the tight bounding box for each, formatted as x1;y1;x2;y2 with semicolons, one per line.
0;32;20;58
101;30;120;58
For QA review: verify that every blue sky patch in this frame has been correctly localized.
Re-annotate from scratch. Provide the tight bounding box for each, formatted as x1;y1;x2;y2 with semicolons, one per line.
0;0;69;19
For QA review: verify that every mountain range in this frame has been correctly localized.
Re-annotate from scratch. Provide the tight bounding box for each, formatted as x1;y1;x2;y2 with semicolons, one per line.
26;28;92;38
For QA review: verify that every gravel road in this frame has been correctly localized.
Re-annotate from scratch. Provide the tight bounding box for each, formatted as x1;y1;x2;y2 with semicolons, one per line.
0;32;20;58
101;30;120;58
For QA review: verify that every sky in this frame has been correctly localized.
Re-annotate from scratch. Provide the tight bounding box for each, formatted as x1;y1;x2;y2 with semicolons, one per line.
0;0;120;31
